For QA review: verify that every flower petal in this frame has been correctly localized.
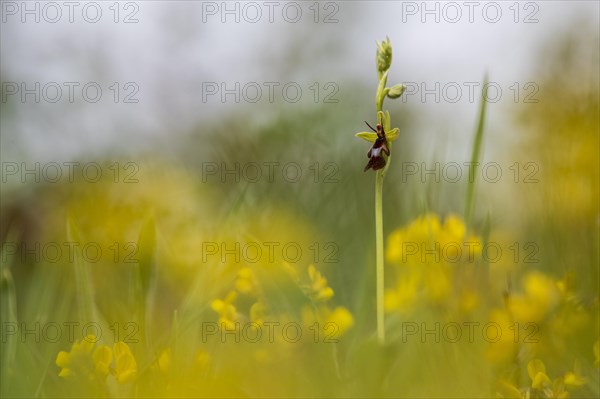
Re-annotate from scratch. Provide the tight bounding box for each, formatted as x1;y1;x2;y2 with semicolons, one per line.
532;371;551;390
58;368;72;378
527;359;546;381
55;351;71;368
384;111;391;132
93;345;113;376
564;371;587;386
386;128;399;142
326;307;354;336
114;342;137;384
355;132;378;142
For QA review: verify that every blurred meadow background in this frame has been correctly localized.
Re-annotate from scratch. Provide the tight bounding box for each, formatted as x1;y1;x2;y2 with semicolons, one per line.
1;1;599;397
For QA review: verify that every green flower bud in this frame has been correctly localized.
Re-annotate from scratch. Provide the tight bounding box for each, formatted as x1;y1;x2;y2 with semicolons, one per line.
376;37;392;77
387;84;406;99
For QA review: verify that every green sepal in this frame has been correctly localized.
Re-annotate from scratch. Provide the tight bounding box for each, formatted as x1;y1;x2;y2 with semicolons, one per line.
386;128;399;142
355;132;378;142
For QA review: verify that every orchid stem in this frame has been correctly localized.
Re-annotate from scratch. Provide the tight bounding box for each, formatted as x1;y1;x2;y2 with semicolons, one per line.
374;70;388;344
375;169;385;343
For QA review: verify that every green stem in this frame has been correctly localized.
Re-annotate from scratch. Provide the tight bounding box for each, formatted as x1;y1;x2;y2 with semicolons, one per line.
375;169;385;343
374;69;389;344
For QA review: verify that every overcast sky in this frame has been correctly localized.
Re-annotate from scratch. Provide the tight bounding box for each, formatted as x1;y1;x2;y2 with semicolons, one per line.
1;1;598;162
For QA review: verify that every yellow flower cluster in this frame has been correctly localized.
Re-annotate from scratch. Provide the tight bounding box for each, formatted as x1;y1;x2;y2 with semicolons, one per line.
384;213;482;315
493;275;593;371
307;264;335;302
211;290;240;330
150;347;211;396
55;335;137;385
211;263;353;339
507;271;560;324
498;359;588;398
386;213;481;265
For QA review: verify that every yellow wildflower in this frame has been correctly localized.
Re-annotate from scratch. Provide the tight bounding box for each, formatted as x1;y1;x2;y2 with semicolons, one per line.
55;335;112;382
113;342;137;384
386;214;443;264
308;264;334;301
496;379;524;399
439;213;466;245
563;371;587;387
325;306;354;336
485;309;518;366
384;271;419;314
193;349;211;372
93;345;113;377
508;272;559;323
528;359;551;390
235;267;258;295
211;291;239;329
157;348;171;374
301;305;354;338
409;213;442;244
386;213;481;266
386;229;406;263
423;267;451;303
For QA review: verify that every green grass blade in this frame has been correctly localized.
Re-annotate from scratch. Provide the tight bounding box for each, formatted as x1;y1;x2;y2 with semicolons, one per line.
464;73;489;230
0;266;18;396
135;216;157;346
480;211;492;288
67;218;98;326
66;217;109;343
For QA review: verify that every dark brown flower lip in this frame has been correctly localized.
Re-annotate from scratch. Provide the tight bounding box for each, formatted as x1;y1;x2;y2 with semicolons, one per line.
363;121;390;172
